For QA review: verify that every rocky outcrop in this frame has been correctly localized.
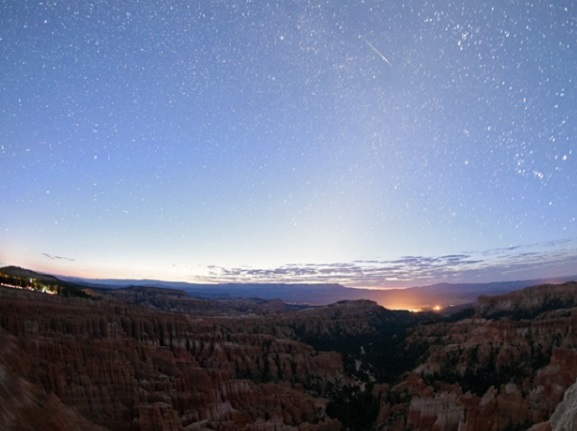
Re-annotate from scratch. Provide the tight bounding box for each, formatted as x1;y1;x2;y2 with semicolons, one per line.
475;282;577;319
103;285;304;316
230;299;438;384
0;287;343;430
549;377;577;431
528;377;577;431
373;290;577;431
407;392;463;431
0;331;107;431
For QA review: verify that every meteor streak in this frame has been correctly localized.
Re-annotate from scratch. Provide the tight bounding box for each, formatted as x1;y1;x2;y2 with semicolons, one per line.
363;38;392;67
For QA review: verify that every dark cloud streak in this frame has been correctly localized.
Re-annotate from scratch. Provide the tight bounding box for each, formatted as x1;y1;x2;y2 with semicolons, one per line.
42;253;75;262
195;239;577;287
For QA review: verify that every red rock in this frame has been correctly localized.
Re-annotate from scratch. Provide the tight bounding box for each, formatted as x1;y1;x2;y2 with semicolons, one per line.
0;287;344;430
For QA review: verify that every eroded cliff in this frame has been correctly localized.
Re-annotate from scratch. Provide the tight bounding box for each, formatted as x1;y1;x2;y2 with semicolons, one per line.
0;287;343;430
372;282;577;431
3;279;577;431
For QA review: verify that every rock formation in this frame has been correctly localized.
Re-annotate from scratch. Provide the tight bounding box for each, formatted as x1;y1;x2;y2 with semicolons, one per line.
549;377;577;431
0;287;343;430
2;273;577;430
475;282;577;319
373;283;577;430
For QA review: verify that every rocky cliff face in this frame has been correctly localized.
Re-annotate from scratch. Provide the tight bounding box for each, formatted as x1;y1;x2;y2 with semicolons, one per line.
0;287;344;430
549;377;577;431
102;285;306;316
372;283;577;431
0;330;108;431
3;278;577;431
475;282;577;319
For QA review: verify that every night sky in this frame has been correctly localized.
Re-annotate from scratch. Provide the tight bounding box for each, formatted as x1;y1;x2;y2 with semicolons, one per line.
1;0;576;287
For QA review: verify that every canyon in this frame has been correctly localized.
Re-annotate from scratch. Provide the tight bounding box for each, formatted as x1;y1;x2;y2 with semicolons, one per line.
1;266;577;430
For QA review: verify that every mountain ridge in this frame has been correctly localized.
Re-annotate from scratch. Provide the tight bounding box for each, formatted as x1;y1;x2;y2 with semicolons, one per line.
3;265;577;310
56;270;577;310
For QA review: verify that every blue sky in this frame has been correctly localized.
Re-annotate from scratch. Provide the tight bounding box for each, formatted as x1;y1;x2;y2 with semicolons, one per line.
1;0;576;287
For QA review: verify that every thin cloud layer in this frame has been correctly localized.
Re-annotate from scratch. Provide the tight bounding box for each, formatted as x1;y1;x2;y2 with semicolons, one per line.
42;253;75;262
194;239;577;287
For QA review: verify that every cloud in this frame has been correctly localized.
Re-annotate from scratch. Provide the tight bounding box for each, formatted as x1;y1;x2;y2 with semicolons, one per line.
189;237;577;288
42;253;75;262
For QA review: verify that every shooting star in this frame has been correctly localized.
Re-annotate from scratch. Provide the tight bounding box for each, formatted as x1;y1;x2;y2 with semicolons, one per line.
363;38;392;67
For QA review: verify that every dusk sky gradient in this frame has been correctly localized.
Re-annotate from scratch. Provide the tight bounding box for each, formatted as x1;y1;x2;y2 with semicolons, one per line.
1;0;576;287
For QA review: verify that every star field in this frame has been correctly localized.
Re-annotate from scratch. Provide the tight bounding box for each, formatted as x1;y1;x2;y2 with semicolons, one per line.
1;0;576;286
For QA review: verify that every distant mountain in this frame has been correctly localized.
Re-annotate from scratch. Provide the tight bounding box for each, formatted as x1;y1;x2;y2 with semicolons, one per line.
0;266;92;298
5;265;576;311
59;271;577;311
0;265;63;284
